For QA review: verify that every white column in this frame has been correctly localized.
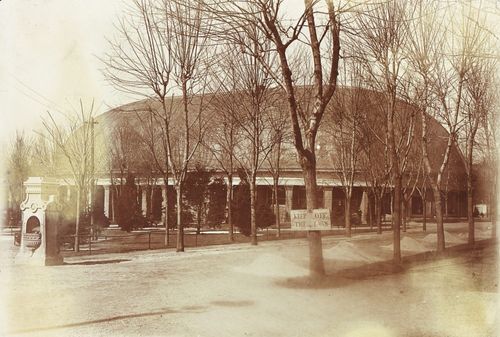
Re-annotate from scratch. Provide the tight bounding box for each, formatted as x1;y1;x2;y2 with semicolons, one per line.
103;185;110;218
285;186;293;222
161;185;167;222
323;187;333;213
360;190;369;224
141;186;147;216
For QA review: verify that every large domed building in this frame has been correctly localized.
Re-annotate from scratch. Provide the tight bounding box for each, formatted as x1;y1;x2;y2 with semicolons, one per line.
54;87;467;228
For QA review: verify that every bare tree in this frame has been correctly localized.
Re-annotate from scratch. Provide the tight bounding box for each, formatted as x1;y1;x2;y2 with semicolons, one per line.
407;0;491;252
213;39;276;245
162;0;211;251
361;142;390;234
457;57;496;246
5;132;32;227
204;71;241;241
136;107;174;242
31;132;58;178
415;165;429;232
103;0;211;251
324;61;366;237
107;118;144;224
266;104;290;239
480;85;498;238
41;100;97;252
325;87;363;237
354;0;415;263
203;0;342;277
401;153;422;232
102;0;173;245
356;92;391;235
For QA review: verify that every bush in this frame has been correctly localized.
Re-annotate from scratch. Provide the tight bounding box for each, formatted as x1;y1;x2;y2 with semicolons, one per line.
232;170;275;236
232;180;251;236
116;174;141;232
206;177;226;228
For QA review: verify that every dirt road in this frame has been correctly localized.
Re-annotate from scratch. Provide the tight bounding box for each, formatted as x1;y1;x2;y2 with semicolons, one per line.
1;224;497;337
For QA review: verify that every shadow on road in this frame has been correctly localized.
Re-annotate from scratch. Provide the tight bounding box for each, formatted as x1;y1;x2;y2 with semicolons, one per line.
276;240;497;290
7;306;205;335
64;259;131;266
210;300;254;307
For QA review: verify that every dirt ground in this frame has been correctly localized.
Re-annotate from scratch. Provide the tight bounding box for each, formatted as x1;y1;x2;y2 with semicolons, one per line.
1;222;498;337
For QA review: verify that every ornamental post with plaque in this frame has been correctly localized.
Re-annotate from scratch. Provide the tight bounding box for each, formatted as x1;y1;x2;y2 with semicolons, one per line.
15;177;63;266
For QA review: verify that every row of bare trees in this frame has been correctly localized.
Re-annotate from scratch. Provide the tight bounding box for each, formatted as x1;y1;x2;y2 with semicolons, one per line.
6;0;496;276
100;0;498;276
101;0;291;252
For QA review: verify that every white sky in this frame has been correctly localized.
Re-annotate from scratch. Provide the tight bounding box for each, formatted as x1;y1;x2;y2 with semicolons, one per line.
0;0;133;145
0;0;499;147
0;0;300;146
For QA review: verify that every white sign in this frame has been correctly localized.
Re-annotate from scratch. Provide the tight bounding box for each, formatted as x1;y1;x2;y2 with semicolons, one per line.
290;209;331;231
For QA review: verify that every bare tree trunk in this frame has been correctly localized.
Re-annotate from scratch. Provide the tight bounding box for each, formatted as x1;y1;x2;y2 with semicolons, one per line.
302;160;325;277
273;175;281;238
368;194;373;230
492;198;497;238
164;186;169;246
432;186;445;251
163;207;170;247
392;176;402;264
465;135;475;246
492;173;497;238
402;197;407;232
422;194;427;232
375;196;382;234
250;173;257;246
196;207;202;235
75;187;81;252
467;163;475;246
420;103;447;252
176;184;184;252
444;192;449;218
227;174;234;241
344;193;352;237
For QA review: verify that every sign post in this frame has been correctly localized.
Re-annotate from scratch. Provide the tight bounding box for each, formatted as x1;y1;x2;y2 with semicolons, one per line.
290;209;331;231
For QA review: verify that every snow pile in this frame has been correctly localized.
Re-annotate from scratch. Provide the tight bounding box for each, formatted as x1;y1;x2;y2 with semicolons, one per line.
383;236;428;252
422;231;466;245
323;241;380;262
444;231;467;244
457;229;492;240
235;253;309;278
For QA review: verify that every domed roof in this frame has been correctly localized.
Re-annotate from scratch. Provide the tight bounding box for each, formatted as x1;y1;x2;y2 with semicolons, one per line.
90;86;465;190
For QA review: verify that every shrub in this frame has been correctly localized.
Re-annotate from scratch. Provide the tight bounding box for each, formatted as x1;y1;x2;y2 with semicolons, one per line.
116;174;140;232
206;177;226;228
232;170;275;236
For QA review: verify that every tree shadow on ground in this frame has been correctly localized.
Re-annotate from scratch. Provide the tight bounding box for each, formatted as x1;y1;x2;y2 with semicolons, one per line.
276;240;496;290
8;306;206;335
210;300;254;307
8;300;257;335
64;258;131;266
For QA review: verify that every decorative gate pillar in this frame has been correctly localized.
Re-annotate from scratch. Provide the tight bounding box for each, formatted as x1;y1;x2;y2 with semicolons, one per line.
16;177;63;266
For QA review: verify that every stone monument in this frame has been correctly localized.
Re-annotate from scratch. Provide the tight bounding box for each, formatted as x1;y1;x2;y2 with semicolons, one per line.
15;177;63;266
